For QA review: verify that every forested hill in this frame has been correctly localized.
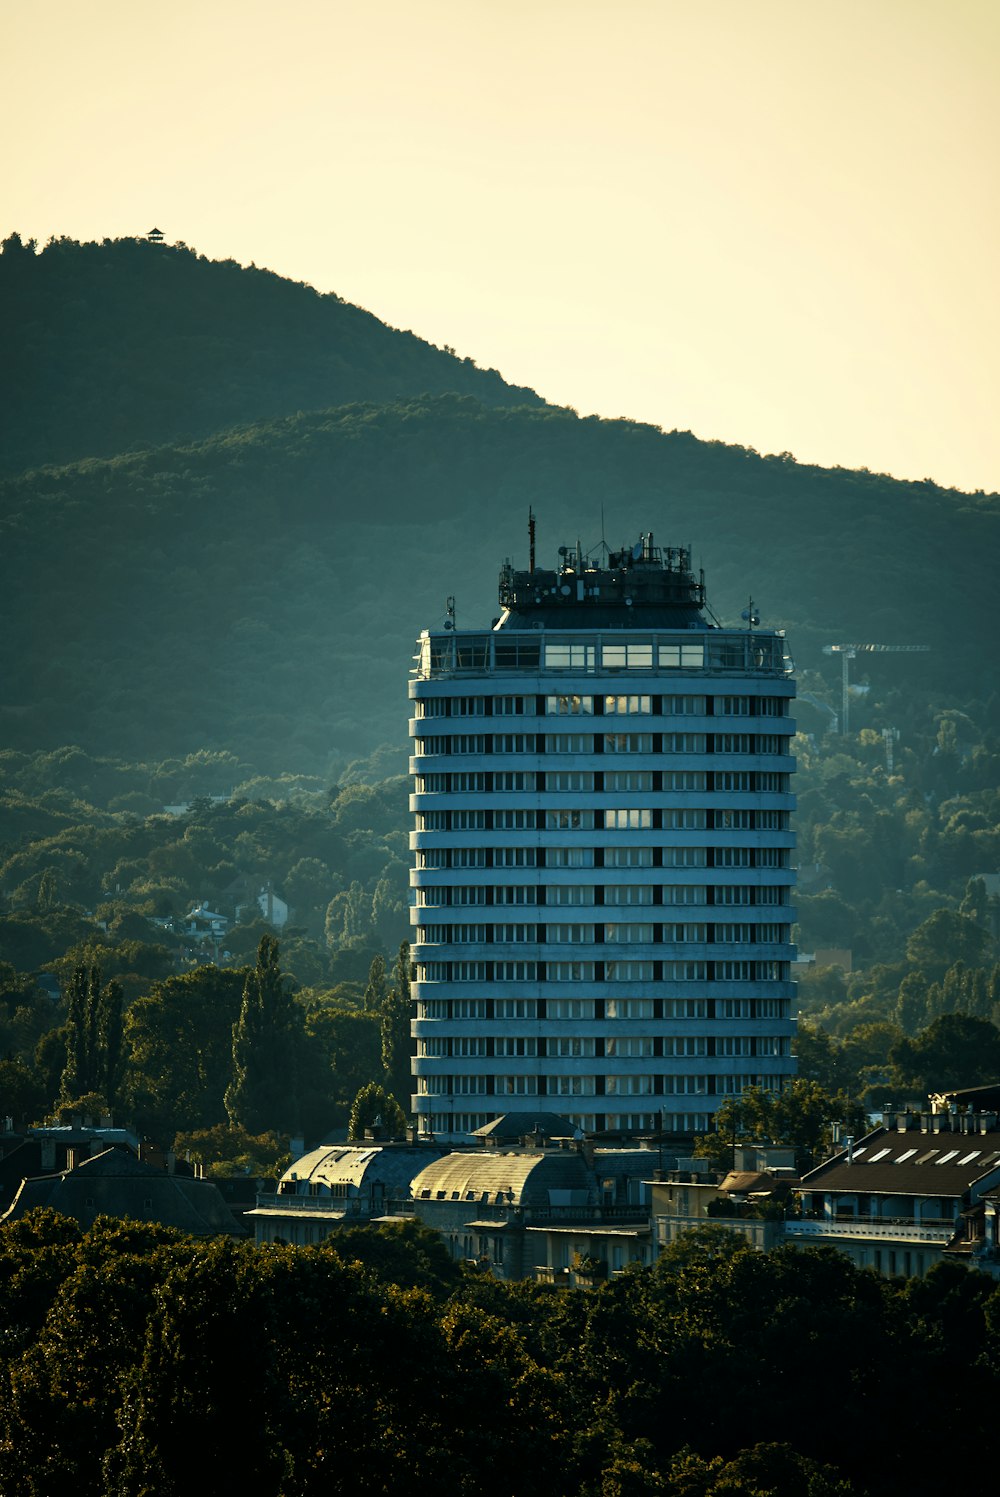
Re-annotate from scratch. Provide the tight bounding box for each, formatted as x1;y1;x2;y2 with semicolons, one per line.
1;393;996;775
0;234;543;474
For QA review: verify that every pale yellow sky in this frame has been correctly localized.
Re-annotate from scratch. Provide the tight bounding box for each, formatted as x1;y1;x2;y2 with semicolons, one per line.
5;0;998;491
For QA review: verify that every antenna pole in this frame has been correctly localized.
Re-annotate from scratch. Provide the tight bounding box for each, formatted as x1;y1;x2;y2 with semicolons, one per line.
528;508;536;575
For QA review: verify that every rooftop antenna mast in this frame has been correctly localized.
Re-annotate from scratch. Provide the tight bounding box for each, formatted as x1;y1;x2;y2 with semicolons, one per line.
528;508;536;575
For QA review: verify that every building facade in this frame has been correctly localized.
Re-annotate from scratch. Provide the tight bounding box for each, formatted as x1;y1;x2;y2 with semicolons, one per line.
788;1108;1000;1277
409;533;797;1142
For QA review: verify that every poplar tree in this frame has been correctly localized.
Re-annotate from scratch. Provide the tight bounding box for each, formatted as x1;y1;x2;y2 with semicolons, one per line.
58;965;124;1112
225;936;300;1136
380;941;413;1108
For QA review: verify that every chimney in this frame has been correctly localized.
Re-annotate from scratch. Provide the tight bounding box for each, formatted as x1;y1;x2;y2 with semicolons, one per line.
845;1137;854;1164
577;1138;596;1168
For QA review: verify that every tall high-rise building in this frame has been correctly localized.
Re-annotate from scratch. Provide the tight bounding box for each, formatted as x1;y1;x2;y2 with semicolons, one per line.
408;532;796;1143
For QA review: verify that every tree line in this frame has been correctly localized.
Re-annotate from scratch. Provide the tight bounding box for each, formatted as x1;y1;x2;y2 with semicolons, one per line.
0;1211;998;1495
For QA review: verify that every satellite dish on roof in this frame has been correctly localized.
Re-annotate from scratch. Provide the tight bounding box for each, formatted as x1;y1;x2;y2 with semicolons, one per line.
632;540;643;559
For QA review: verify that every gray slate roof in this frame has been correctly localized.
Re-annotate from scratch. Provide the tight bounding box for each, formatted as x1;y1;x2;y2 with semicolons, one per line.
1;1148;242;1237
800;1128;1000;1198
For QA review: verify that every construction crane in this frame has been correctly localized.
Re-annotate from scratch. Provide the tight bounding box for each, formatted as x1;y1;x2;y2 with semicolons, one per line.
822;643;931;736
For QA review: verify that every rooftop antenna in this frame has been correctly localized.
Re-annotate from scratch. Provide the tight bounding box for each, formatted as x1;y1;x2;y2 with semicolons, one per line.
741;597;761;631
444;596;456;631
528;507;536;575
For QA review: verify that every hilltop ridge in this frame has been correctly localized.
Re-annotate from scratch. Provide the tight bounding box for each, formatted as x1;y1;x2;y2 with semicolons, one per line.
0;233;543;475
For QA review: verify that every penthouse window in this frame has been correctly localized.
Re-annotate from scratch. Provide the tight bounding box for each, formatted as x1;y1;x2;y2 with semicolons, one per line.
602;641;653;669
659;643;705;668
543;641;596;670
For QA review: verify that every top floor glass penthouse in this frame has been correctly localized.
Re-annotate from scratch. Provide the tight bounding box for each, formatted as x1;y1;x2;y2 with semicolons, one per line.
409;532;797;1143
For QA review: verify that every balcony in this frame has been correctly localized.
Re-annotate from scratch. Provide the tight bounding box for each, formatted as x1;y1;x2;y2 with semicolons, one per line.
785;1216;957;1245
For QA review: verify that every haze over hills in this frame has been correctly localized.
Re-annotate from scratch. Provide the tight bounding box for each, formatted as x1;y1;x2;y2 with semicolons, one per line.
2;236;997;777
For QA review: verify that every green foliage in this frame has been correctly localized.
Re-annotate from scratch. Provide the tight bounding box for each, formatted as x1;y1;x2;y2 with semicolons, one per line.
225;936;302;1135
122;965;246;1145
0;234;541;477
888;1012;1000;1095
347;1081;407;1140
172;1122;289;1178
58;965;124;1112
694;1082;867;1171
0;1208;997;1494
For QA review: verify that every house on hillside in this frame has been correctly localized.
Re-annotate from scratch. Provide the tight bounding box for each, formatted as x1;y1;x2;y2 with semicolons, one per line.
182;902;230;941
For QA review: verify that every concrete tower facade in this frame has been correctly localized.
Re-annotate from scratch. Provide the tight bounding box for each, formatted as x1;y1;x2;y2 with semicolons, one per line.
408;533;796;1143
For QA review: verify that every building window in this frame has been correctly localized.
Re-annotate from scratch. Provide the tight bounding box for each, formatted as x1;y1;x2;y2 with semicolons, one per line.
547;771;595;792
604;923;655;943
662;694;706;715
545;734;594;754
551;1036;596;1057
603;885;653;906
603;733;654;754
547;923;595;943
544;642;596;670
493;771;537;791
548;961;596;982
662;885;707;905
604;1036;654;1057
548;997;596;1019
604;694;652;714
604;847;653;868
659;643;705;668
604;770;654;792
546;809;595;830
545;847;595;868
605;807;653;829
546;884;595;906
602;642;653;670
605;960;654;981
605;997;655;1019
547;694;593;715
